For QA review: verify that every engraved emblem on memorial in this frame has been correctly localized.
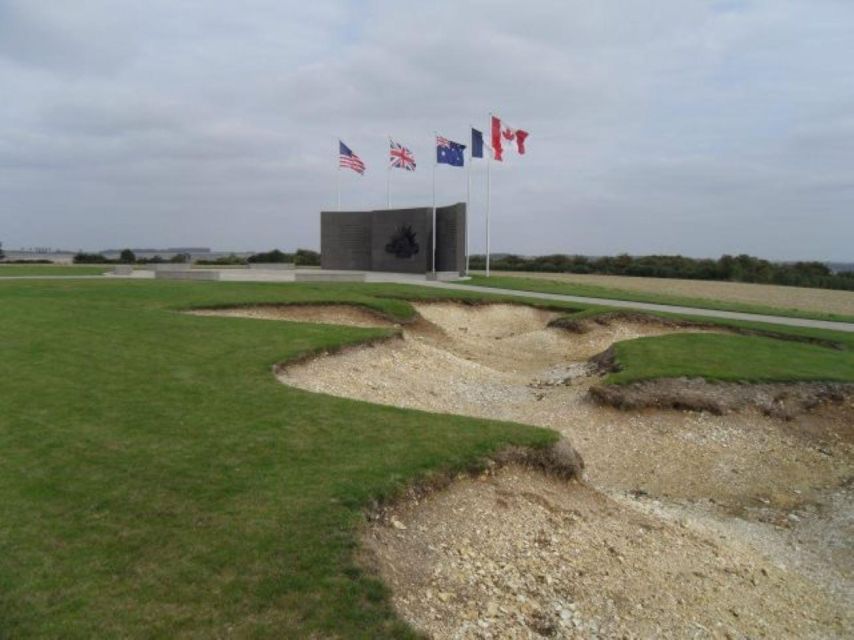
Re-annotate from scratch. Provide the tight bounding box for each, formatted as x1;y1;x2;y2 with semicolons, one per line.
385;225;420;259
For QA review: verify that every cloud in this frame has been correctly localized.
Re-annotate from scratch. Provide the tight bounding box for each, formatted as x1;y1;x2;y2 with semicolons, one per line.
0;1;137;74
0;0;852;259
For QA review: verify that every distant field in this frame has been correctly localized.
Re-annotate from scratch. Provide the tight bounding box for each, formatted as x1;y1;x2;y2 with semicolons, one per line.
469;272;854;323
0;264;109;276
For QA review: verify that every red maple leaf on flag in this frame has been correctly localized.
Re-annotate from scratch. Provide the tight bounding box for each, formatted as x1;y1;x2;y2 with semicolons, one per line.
491;115;529;161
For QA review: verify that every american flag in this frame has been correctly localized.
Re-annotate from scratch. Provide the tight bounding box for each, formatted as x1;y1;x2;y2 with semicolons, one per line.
339;140;365;174
389;139;416;171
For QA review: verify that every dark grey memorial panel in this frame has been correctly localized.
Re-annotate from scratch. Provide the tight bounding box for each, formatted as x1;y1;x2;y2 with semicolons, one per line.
371;208;431;274
436;203;466;274
320;211;372;270
320;203;465;274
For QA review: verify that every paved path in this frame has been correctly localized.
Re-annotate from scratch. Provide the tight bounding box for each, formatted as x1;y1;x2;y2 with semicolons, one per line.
411;280;854;333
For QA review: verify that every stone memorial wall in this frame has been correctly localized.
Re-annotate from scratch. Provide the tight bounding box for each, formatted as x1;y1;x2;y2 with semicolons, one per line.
320;203;465;274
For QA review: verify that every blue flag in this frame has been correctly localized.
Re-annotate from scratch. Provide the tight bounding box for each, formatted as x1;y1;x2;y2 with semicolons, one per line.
471;128;484;158
436;135;465;167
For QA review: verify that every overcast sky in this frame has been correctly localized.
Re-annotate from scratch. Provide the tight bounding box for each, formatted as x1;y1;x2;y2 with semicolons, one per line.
1;0;852;259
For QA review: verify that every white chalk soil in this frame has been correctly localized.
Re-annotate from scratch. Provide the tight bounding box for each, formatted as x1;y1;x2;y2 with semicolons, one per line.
203;303;853;638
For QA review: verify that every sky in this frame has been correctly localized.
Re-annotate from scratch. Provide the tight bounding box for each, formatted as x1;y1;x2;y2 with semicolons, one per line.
1;0;852;260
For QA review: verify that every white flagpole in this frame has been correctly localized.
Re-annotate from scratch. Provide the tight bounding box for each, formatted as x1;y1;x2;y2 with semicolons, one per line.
386;136;391;209
336;138;341;211
486;149;491;277
486;114;495;277
432;133;437;276
465;129;471;275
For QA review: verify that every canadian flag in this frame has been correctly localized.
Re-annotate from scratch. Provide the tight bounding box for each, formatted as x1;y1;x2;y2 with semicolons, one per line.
491;115;528;161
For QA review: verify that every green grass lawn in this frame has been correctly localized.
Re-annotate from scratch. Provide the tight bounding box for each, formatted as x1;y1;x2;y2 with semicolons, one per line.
464;274;854;324
554;307;854;384
608;333;854;384
1;279;851;637
0;264;110;276
0;280;565;638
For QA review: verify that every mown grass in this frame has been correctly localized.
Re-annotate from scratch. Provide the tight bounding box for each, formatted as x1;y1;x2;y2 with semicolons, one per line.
553;307;854;385
0;264;110;276
0;279;565;639
1;279;852;638
607;333;854;384
465;274;854;324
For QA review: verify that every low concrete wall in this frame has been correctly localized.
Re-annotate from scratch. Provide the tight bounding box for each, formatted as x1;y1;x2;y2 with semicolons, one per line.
152;263;192;272
248;263;295;270
294;272;366;283
112;265;134;275
155;270;220;281
427;271;464;282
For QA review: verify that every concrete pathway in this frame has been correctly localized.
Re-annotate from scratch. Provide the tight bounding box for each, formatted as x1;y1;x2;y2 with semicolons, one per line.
410;280;854;333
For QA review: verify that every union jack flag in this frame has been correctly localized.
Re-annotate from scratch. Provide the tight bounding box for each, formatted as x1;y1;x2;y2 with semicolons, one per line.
389;139;416;171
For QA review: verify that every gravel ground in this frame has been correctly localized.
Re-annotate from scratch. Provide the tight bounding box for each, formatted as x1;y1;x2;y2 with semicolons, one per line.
489;271;854;318
365;468;851;639
203;302;853;638
187;304;399;328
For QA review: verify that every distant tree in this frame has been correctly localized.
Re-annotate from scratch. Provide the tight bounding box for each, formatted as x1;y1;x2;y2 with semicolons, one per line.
791;261;831;278
465;252;852;292
248;249;292;263
613;253;633;273
73;252;110;264
294;248;320;266
195;254;246;266
169;253;191;264
119;249;136;263
0;241;5;261
222;253;247;265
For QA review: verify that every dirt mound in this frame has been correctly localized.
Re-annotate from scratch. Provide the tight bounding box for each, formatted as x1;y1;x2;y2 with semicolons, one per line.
187;303;398;328
237;301;852;637
552;310;845;349
590;378;854;419
275;303;707;420
548;310;715;334
277;303;853;507
364;466;852;639
366;439;584;522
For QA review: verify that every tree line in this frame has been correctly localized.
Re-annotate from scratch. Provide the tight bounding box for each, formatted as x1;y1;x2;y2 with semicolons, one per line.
70;248;321;266
196;249;320;266
467;253;854;291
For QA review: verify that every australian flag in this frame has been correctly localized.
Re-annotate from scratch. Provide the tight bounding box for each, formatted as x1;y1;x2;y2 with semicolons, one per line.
436;135;465;167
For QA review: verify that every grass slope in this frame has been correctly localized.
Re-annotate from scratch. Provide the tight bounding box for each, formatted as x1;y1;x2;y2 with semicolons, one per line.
0;280;560;638
555;308;854;385
1;279;851;637
465;274;854;324
608;333;854;384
